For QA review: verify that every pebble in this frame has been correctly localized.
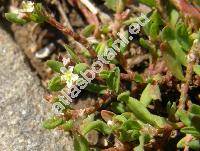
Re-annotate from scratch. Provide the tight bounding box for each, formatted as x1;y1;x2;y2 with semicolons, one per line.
35;43;55;59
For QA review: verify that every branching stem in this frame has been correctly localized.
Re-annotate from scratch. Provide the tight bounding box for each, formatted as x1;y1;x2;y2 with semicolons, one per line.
47;16;97;58
178;41;200;109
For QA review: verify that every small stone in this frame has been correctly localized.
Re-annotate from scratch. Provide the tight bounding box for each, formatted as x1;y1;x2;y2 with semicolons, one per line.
21;110;26;115
35;43;55;59
0;46;6;55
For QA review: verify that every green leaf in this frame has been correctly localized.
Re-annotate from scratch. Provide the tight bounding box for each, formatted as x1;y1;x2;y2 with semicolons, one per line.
162;26;187;66
111;102;126;114
74;134;89;151
63;45;80;63
126;97;157;126
191;116;200;131
163;50;185;81
107;67;120;93
29;3;47;23
139;38;157;59
113;115;129;123
81;24;95;37
134;134;150;151
123;17;137;25
116;0;126;13
95;42;106;56
126;97;167;127
43;117;63;129
113;67;120;93
117;91;130;102
120;31;129;54
107;38;114;47
62;120;73;131
139;38;151;49
144;10;162;39
195;0;200;5
152;114;168;128
167;102;177;121
176;109;191;126
119;129;140;142
86;83;107;94
74;63;89;74
149;22;159;40
99;70;111;79
177;137;200;150
177;137;185;149
177;110;200;131
169;40;187;66
190;104;200;115
150;11;163;28
101;24;110;34
5;13;28;25
140;84;161;107
81;120;112;135
48;76;66;91
117;117;142;142
134;73;144;83
104;0;116;11
106;71;115;89
175;23;191;51
47;60;64;73
34;3;45;16
120;119;141;131
29;13;46;23
181;127;200;137
169;9;179;27
104;0;127;12
188;140;200;150
162;26;175;41
139;0;156;7
81;49;91;58
193;65;200;76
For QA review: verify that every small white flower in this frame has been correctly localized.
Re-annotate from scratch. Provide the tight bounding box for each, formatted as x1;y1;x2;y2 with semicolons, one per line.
60;67;67;74
61;66;79;89
10;6;26;20
62;58;70;66
21;1;35;13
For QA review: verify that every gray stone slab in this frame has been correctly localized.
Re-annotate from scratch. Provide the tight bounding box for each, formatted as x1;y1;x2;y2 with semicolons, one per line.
0;27;74;151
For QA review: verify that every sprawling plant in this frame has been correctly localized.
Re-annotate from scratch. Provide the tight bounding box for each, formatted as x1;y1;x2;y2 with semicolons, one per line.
6;0;200;150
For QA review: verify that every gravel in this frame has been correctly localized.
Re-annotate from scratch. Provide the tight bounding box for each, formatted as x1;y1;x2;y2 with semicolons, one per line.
0;27;74;151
